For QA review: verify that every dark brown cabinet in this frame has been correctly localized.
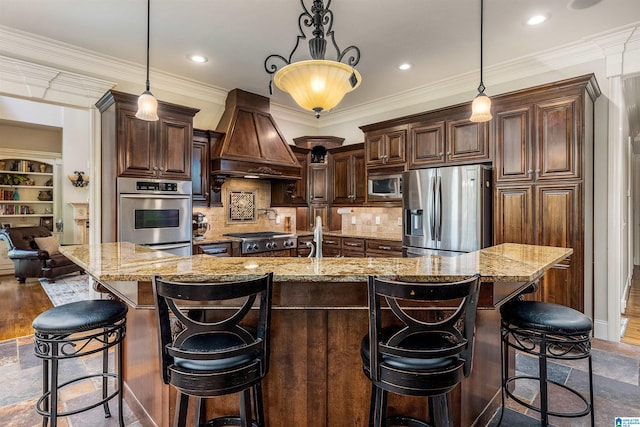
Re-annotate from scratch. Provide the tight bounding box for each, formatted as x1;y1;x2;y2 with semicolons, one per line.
409;109;490;168
492;75;599;312
365;125;407;166
97;90;199;180
365;239;403;257
192;129;223;207
271;146;308;207
309;163;329;203
329;144;365;205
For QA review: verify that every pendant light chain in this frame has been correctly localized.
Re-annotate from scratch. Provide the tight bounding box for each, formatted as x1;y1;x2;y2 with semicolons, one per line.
145;0;151;92
478;0;485;94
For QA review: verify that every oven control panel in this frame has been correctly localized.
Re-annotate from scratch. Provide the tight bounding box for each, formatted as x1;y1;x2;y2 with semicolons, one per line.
136;181;178;192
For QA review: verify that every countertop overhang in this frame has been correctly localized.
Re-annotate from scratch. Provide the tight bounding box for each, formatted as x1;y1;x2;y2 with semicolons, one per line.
60;242;572;284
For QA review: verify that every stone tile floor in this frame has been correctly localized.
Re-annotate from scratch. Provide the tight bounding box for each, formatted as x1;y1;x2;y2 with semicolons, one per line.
0;336;638;426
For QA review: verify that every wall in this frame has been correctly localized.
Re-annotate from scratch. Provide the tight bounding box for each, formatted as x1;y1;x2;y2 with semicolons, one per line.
340;207;402;237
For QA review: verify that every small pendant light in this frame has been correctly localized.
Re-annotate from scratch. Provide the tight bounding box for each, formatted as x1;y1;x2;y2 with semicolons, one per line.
136;0;159;121
470;0;492;123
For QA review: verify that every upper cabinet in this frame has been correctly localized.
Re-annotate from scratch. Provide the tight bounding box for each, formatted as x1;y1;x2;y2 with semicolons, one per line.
96;90;199;180
271;146;309;207
409;106;490;168
192;129;224;207
329;143;366;205
364;125;407;166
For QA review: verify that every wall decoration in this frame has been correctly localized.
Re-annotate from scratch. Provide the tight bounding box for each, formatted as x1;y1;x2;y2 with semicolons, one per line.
228;191;255;222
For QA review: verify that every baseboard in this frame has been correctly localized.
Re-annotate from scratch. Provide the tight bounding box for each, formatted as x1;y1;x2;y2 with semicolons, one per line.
593;319;609;340
471;389;502;427
621;276;632;314
123;382;157;427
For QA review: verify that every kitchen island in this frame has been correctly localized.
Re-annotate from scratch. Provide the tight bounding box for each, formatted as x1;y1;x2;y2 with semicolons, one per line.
61;242;572;427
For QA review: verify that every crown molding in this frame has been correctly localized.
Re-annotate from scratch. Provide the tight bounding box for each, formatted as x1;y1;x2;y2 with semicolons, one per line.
0;22;639;124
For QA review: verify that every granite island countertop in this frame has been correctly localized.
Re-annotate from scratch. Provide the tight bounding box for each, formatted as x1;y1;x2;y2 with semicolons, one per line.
60;242;571;284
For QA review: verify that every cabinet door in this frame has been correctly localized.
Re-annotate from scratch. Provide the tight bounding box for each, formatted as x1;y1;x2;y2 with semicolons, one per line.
494;106;534;183
385;129;407;164
351;150;366;204
309;164;329;203
446;117;490;164
535;96;581;181
331;151;353;205
409;121;446;167
192;138;209;206
310;204;329;231
117;108;156;178
493;185;535;245
365;132;385;165
158;116;192;180
292;150;309;205
536;183;582;311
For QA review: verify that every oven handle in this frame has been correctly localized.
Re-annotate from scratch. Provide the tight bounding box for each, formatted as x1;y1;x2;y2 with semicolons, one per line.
142;242;191;251
119;194;191;200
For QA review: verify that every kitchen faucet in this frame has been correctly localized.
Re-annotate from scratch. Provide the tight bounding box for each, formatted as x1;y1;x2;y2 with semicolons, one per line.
312;216;323;258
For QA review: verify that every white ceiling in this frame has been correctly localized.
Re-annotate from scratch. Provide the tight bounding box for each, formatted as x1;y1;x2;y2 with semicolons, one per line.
0;0;639;114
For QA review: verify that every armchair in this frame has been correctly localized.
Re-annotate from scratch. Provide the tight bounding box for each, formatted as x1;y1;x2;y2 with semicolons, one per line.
0;226;83;283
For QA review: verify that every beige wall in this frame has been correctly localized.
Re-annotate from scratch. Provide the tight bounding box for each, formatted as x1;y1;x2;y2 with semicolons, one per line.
0;122;62;153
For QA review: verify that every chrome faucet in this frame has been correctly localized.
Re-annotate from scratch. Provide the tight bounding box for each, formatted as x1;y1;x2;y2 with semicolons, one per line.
313;216;323;259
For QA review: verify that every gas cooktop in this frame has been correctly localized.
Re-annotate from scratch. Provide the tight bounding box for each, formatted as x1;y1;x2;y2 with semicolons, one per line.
224;231;293;239
223;231;297;254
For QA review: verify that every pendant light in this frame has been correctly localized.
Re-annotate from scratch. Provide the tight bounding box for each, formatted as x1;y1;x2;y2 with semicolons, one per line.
135;0;159;121
264;0;361;118
469;0;492;123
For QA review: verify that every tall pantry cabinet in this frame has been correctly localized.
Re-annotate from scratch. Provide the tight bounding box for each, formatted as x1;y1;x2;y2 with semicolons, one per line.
493;75;600;313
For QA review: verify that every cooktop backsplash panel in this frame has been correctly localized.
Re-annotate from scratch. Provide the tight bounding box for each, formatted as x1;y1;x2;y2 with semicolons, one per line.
228;190;255;222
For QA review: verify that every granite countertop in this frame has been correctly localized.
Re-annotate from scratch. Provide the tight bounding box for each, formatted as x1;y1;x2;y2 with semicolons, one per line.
60;242;571;284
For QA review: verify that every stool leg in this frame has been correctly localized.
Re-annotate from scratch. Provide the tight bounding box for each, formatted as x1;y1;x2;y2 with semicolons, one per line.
429;394;453;427
539;338;549;427
496;326;507;426
194;398;205;427
117;336;125;427
372;387;387;427
174;392;188;427
102;330;112;419
50;342;59;427
41;357;49;427
252;382;265;427
240;388;252;427
588;353;595;427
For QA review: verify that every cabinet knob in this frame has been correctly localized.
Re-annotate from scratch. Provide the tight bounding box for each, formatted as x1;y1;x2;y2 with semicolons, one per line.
439;152;444;156
204;192;209;196
527;169;534;175
159;167;164;171
447;151;451;155
153;166;159;171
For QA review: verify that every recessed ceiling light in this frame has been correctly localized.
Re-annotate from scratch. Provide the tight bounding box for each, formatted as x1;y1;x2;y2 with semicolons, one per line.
527;14;549;26
568;0;601;10
398;63;411;71
188;54;208;63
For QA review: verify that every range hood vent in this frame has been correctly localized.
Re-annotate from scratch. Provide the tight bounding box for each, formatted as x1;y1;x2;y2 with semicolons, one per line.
212;89;301;180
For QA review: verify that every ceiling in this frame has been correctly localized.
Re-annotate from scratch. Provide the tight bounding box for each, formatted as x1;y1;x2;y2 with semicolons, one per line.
0;0;639;117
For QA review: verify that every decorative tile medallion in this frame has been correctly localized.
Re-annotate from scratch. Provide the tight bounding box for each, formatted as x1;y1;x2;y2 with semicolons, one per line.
229;191;255;222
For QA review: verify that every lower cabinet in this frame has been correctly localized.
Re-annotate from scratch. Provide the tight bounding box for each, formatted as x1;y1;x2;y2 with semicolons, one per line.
365;239;403;257
298;235;400;258
193;242;233;256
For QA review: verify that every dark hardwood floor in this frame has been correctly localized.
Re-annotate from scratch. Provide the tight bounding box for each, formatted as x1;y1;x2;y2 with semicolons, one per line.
0;275;52;341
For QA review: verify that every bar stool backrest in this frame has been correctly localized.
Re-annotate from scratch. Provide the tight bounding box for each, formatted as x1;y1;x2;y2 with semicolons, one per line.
367;274;481;382
152;273;273;386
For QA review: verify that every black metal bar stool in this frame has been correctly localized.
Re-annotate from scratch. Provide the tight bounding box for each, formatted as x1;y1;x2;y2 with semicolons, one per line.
361;274;481;427
498;300;594;426
32;299;128;427
152;272;273;427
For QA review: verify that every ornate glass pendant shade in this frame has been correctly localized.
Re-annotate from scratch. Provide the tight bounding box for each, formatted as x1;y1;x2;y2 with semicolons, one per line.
136;0;159;121
265;0;361;118
469;0;492;123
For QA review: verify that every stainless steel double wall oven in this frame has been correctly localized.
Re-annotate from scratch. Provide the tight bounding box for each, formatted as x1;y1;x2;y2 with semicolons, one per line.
117;177;192;256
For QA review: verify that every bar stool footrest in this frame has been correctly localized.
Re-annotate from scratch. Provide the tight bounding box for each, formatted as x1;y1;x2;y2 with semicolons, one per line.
504;375;592;418
203;416;259;427
35;372;120;418
386;415;432;427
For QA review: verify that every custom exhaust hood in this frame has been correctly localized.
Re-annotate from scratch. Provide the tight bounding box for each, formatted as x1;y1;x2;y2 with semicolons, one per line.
212;89;302;181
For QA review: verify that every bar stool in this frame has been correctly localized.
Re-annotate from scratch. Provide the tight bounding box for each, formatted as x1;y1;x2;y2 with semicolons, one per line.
32;299;128;427
361;274;481;427
498;300;594;426
152;272;273;427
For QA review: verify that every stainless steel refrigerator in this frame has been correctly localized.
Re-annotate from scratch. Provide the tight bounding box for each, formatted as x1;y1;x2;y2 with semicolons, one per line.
402;165;492;257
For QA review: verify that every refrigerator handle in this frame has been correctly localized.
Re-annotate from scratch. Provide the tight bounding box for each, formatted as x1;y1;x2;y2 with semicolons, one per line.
429;176;436;238
435;175;442;241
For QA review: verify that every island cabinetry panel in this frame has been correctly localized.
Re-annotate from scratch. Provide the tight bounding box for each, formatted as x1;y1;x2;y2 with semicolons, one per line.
329;143;365;205
322;236;341;257
492;74;599;312
192;129;224;207
97;90;199;181
364;125;407;166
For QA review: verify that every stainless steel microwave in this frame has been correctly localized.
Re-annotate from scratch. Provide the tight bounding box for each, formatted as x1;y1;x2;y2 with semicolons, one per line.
368;174;402;198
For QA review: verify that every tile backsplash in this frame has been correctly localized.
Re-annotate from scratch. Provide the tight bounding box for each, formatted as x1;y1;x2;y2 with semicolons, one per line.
340;207;403;235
